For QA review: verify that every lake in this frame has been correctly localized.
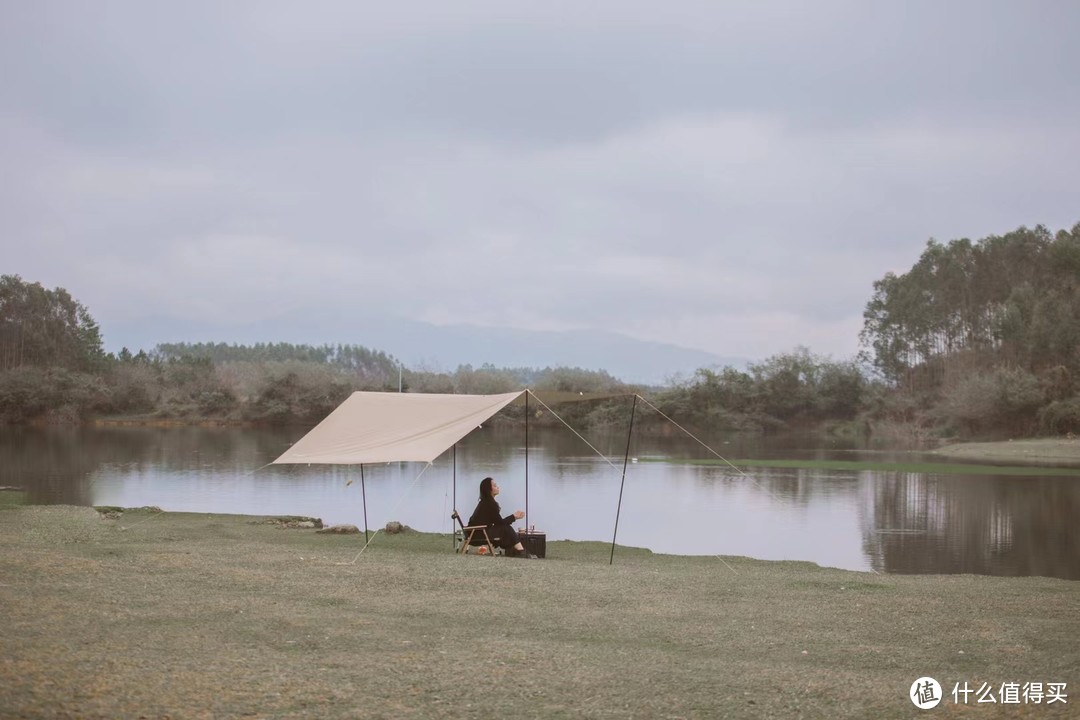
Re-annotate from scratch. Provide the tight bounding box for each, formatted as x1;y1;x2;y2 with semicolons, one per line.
2;424;1078;579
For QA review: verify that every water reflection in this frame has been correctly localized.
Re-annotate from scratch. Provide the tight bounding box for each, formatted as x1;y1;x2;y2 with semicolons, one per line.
1;425;1077;579
863;472;1079;578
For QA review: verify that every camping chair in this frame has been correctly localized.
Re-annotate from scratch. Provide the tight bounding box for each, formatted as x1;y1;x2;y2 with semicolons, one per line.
451;511;501;556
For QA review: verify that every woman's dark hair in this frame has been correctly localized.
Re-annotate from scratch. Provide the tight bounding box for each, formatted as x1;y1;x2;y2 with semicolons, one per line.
479;477;494;500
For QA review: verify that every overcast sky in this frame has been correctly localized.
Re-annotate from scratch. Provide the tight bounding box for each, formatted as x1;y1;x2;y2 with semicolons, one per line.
3;0;1079;362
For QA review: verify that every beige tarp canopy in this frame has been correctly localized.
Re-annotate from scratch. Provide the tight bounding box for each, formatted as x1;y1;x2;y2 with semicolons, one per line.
269;389;662;564
271;390;524;465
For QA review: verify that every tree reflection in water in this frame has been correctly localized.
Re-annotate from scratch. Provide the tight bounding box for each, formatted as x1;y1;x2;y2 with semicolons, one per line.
863;472;1079;579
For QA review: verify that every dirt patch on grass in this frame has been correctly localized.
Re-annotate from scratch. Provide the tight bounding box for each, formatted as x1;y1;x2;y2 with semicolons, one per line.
1;506;1077;719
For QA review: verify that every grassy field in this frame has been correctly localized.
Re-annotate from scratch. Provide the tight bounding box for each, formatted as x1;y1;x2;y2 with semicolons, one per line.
1;505;1077;719
933;437;1080;465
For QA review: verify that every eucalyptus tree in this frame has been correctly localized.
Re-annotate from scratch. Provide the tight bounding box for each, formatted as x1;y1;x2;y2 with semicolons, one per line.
861;223;1080;387
0;275;105;372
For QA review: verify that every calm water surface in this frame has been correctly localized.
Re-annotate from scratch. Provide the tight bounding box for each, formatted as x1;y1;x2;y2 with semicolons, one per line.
2;425;1077;579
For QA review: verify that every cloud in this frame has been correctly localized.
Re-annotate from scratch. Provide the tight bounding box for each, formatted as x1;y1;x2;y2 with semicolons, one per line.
2;1;1079;363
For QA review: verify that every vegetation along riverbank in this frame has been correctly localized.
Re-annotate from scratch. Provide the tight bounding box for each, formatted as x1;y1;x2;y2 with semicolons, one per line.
1;505;1077;719
4;221;1080;443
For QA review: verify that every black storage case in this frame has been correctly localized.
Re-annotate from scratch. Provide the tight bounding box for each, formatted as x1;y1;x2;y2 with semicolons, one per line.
519;530;546;558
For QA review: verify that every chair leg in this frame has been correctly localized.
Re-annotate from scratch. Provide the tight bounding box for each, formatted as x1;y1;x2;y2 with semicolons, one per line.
480;529;497;556
456;526;499;557
460;528;477;554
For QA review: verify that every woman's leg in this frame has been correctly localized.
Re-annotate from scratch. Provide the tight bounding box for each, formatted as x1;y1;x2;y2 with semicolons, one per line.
493;524;528;554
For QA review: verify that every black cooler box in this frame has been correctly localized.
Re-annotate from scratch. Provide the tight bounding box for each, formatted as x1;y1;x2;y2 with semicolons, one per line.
519;530;546;558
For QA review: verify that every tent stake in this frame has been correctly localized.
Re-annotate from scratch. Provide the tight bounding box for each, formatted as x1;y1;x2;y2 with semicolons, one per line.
610;394;639;566
360;464;369;544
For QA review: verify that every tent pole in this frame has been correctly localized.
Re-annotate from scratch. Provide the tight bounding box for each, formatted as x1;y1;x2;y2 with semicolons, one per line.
452;443;457;549
610;394;639;566
525;389;529;529
360;464;369;544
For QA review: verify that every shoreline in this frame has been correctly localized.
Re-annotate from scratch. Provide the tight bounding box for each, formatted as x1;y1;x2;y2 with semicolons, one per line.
55;419;1080;463
931;436;1080;464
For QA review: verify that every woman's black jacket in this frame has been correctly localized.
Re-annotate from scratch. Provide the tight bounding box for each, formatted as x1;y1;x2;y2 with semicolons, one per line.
468;496;515;528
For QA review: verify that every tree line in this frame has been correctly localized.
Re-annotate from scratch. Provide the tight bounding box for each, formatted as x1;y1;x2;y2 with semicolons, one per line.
0;275;105;373
859;222;1080;437
0;276;633;425
0;273;859;431
3;219;1079;439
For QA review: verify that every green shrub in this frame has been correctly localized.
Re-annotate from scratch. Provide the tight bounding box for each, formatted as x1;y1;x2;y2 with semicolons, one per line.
936;366;1043;435
1038;398;1080;435
245;366;352;424
102;362;159;414
0;367;108;423
0;367;52;422
196;388;239;417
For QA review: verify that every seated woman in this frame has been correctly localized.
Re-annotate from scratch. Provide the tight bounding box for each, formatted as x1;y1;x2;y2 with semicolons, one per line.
467;477;537;559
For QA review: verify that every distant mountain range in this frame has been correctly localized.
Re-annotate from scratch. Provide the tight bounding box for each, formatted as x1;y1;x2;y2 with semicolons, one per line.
102;311;747;386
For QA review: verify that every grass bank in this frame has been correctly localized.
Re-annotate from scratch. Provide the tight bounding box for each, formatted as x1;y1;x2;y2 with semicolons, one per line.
933;437;1080;465
640;456;1080;477
638;434;1080;476
1;506;1077;719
